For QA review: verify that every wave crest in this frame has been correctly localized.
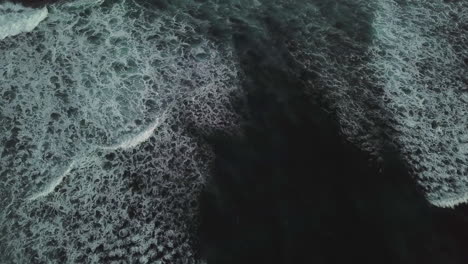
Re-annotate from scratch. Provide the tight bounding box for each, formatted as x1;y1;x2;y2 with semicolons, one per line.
0;2;47;40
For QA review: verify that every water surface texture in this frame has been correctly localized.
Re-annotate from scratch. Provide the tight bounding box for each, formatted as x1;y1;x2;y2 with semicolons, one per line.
0;0;467;263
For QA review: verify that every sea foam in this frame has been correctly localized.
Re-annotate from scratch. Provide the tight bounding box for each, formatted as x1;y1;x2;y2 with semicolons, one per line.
0;0;241;262
0;2;47;40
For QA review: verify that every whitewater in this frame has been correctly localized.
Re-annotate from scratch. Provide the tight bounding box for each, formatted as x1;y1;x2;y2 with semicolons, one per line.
0;0;466;262
0;2;48;39
0;0;240;262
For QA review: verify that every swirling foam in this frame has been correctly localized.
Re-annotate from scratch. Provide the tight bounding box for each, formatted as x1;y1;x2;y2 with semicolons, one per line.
0;2;48;40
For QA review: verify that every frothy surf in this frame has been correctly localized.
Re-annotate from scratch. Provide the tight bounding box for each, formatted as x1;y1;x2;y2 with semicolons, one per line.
0;0;240;262
99;113;168;150
1;0;467;262
27;160;75;201
371;0;468;208
0;2;47;40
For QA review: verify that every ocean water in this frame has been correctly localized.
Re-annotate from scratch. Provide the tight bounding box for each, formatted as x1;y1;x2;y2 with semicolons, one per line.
0;0;241;262
0;2;47;39
0;0;467;263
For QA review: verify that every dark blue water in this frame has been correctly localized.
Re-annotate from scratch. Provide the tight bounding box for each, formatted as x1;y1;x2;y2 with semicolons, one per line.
198;20;468;263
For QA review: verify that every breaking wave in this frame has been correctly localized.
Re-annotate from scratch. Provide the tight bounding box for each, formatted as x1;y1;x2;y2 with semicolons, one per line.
0;2;48;40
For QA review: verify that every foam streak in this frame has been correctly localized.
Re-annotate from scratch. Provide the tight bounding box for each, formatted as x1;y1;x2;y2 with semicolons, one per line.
27;161;75;201
100;115;166;150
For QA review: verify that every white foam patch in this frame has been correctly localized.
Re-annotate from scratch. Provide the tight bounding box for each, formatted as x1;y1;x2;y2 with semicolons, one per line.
370;0;468;207
0;2;48;40
283;0;467;208
62;0;104;8
0;0;210;201
0;0;241;262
